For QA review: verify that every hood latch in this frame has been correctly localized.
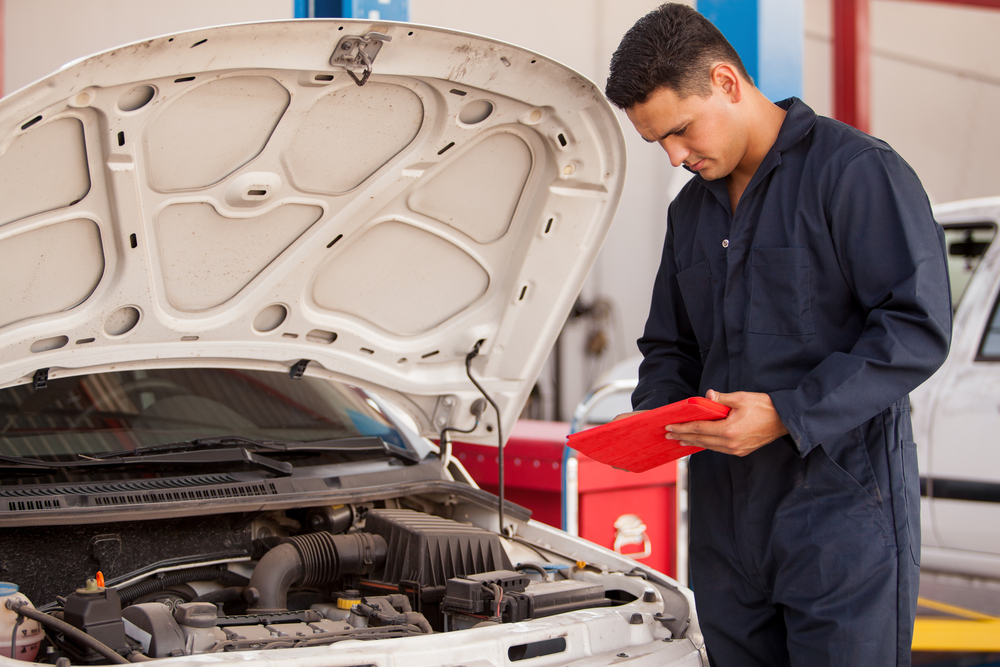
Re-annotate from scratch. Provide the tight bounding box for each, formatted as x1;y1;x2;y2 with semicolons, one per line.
330;32;392;86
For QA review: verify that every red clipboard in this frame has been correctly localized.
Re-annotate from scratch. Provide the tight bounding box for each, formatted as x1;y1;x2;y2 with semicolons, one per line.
566;397;730;473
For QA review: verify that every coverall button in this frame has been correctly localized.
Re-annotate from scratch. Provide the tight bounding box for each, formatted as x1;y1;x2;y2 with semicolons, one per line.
722;239;729;248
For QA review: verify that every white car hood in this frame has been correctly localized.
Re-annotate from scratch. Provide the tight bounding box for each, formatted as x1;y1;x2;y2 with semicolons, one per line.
0;19;625;444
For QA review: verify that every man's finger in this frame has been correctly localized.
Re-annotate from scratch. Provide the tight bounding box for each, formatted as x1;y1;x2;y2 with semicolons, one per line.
706;388;736;406
666;419;726;436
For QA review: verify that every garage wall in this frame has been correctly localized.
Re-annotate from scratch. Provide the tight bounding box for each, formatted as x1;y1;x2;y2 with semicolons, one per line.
804;0;1000;204
3;0;294;96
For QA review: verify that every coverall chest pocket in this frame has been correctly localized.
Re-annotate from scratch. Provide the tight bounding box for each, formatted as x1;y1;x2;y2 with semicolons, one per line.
748;246;816;336
676;259;714;352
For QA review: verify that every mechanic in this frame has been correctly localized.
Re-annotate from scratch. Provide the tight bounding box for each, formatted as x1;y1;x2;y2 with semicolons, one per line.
604;5;952;666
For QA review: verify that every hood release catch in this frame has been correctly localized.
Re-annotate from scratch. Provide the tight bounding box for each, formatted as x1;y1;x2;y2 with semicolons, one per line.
330;32;392;86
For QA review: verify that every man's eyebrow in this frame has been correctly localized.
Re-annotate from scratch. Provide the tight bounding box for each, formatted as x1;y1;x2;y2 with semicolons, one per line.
643;123;686;143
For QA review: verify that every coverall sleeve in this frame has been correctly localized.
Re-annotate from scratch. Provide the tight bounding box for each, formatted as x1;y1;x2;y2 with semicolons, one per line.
631;204;704;410
769;147;952;456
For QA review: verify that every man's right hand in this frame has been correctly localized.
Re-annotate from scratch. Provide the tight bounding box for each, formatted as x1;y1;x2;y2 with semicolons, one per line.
611;410;648;422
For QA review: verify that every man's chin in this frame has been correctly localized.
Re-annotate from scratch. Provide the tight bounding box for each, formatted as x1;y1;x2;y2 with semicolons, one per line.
684;164;719;180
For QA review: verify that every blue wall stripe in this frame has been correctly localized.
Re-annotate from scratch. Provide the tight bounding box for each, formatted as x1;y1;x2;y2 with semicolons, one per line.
295;0;409;20
698;0;759;87
696;0;801;101
757;0;803;101
351;0;409;21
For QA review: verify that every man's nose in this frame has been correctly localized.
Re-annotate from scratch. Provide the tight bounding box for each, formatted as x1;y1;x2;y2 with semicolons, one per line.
660;138;688;168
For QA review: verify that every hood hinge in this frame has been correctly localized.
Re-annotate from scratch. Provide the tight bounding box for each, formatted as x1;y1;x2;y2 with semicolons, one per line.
330;31;392;86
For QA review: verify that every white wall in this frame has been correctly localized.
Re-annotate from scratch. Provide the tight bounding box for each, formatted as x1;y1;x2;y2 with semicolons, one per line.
3;0;294;96
804;0;1000;204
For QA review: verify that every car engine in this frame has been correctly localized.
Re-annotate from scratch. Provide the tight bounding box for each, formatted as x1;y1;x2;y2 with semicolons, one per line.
0;500;643;664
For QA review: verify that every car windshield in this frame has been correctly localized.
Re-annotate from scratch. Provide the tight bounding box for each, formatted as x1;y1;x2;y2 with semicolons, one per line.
0;367;411;462
942;221;997;311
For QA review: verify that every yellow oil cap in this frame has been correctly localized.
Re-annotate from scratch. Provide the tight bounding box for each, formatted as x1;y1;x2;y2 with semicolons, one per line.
337;597;361;610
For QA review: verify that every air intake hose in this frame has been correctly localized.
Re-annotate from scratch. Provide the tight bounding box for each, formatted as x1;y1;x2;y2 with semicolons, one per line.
117;566;249;604
246;532;387;613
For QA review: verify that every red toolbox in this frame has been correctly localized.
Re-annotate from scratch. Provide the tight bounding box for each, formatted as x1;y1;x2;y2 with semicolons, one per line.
452;419;678;578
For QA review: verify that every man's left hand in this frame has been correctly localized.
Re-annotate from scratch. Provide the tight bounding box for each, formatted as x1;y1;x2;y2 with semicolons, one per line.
666;389;789;457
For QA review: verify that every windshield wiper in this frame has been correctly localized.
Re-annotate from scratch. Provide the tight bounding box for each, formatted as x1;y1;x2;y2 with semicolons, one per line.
92;435;294;458
93;435;416;462
0;448;293;476
0;436;416;476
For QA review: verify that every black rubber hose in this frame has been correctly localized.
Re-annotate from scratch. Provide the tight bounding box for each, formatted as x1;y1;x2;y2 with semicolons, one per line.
117;566;249;604
247;532;387;613
251;536;287;561
515;562;551;581
4;600;130;665
244;543;303;613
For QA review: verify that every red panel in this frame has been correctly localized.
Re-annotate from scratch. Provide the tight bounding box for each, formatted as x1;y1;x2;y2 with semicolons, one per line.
579;486;676;576
452;419;568;490
452;420;568;528
474;486;563;528
452;419;678;577
833;0;870;132
578;453;676;492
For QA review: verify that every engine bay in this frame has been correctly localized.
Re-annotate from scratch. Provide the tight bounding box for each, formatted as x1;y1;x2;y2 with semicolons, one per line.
0;495;674;664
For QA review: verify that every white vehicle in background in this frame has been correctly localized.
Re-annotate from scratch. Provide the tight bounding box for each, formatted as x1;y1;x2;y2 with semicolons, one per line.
914;197;1000;581
0;19;707;667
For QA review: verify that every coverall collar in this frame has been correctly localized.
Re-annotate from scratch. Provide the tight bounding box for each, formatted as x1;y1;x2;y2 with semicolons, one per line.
696;97;818;215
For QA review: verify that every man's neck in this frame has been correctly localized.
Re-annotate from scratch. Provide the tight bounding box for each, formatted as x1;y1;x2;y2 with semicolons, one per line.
726;95;787;213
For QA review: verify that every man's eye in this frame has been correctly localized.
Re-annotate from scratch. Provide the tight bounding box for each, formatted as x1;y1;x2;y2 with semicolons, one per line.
675;127;687;136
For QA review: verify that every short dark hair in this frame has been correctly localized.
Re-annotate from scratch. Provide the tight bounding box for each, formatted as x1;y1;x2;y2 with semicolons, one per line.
605;3;753;109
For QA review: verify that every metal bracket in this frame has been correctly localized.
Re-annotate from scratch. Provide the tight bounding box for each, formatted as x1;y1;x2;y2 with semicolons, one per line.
330;32;392;86
432;395;457;432
33;368;49;390
289;359;310;380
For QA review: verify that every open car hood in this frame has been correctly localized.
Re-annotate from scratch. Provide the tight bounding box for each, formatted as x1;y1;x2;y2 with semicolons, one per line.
0;19;625;444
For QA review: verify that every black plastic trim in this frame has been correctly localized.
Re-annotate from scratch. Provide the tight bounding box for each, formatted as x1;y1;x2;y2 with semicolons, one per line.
921;476;1000;503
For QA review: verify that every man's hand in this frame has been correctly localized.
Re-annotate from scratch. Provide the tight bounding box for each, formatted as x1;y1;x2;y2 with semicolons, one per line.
666;390;788;457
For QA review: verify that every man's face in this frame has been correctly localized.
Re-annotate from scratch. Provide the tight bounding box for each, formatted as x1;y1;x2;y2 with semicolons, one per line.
625;84;743;181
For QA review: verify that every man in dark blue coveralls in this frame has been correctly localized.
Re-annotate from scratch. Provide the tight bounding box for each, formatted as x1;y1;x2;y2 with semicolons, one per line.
605;5;952;667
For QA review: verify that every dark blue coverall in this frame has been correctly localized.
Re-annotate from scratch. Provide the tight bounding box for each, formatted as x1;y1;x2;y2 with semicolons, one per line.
632;98;952;667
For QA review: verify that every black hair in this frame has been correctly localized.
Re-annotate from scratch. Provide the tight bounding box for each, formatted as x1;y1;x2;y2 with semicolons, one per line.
605;3;752;110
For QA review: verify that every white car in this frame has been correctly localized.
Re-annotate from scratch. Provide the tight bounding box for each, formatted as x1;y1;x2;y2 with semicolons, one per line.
913;197;1000;583
0;19;707;667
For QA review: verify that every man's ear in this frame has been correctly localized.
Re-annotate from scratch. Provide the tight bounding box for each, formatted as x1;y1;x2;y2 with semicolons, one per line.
711;63;743;103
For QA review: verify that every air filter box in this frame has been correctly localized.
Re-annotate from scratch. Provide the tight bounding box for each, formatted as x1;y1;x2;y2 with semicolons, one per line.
363;509;513;589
